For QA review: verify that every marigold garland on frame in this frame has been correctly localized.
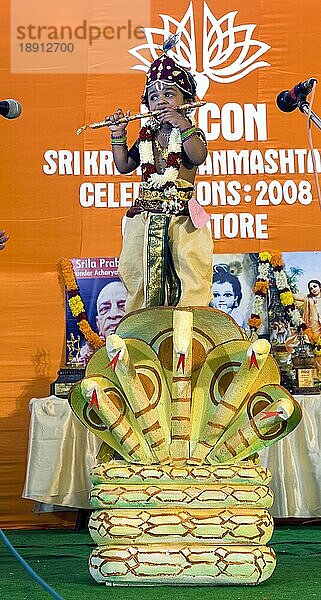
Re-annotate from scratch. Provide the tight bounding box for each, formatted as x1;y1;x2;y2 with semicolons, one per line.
60;259;104;352
248;251;321;356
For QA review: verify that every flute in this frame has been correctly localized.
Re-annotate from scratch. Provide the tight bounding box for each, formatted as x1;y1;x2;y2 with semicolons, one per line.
76;101;206;135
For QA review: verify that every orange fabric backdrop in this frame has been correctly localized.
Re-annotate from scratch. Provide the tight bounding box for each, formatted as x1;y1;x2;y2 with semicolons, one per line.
1;0;321;527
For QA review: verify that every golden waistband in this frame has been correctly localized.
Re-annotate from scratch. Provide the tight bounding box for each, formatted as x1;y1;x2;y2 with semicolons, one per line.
139;188;194;202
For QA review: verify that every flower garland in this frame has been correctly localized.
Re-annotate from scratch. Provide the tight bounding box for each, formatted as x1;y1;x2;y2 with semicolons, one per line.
60;259;104;351
138;123;182;188
248;250;321;355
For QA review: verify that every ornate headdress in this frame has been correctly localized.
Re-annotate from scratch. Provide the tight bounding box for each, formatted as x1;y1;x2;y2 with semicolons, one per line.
143;34;197;102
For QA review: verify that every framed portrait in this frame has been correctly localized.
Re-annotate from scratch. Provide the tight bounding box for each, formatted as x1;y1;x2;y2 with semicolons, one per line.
65;257;127;365
211;253;268;335
268;251;321;392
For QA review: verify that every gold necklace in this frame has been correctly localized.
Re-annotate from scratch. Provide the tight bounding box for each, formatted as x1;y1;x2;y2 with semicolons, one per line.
155;137;169;161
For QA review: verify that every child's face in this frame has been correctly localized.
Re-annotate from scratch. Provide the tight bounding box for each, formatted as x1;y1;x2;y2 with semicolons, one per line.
210;282;237;313
147;82;185;111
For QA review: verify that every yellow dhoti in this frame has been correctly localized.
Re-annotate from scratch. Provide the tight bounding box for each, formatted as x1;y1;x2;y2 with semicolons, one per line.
118;211;213;313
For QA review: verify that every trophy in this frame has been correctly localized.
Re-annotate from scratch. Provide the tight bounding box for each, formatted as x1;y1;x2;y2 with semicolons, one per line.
292;332;319;394
50;333;85;398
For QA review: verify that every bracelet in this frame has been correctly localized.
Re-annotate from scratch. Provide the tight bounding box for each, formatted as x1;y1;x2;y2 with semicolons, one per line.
111;136;127;146
111;132;127;139
180;126;196;135
180;126;197;142
181;131;197;142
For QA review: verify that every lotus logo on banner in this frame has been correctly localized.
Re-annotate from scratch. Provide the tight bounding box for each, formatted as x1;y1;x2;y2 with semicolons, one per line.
128;1;271;98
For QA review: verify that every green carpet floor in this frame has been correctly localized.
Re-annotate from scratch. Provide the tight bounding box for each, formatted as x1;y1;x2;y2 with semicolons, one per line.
1;525;321;599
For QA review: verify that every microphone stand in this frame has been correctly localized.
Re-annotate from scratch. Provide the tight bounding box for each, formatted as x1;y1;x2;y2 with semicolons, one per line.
297;96;321;131
297;88;321;212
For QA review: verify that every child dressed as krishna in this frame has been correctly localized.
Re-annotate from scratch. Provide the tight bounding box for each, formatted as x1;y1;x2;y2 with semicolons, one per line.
106;41;213;312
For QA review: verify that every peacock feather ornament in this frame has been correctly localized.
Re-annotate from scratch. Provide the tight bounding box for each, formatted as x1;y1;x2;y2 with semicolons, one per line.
69;307;301;586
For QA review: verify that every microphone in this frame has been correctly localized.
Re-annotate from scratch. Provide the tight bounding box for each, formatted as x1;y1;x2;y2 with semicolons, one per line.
276;78;317;112
0;99;22;119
